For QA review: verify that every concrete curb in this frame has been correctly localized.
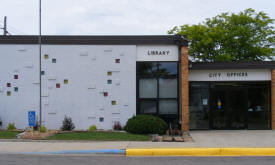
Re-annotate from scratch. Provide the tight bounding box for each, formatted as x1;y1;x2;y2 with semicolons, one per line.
22;149;125;155
126;148;275;156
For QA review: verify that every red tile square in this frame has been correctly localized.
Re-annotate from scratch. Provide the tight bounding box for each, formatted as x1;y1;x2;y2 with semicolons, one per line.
14;75;18;79
104;92;108;97
56;83;60;88
115;59;120;63
7;83;11;87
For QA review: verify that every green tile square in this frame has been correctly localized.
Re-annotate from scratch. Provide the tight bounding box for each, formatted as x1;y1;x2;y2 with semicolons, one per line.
52;59;56;63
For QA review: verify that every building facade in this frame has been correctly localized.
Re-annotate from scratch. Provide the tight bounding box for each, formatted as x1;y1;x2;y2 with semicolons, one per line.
0;35;274;130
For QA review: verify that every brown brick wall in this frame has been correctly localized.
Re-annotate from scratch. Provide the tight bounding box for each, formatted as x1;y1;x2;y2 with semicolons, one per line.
272;70;275;129
181;47;189;131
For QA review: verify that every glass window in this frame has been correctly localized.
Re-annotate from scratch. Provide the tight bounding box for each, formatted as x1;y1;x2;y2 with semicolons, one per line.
189;82;209;129
159;100;177;114
248;87;271;129
137;62;179;124
140;101;157;114
159;78;177;98
158;62;177;76
137;62;158;77
139;78;157;98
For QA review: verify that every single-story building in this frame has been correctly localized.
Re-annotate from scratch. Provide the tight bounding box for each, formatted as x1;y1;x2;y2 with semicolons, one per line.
0;35;274;130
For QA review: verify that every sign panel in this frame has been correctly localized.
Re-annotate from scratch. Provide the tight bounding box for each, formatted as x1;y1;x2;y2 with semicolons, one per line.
189;69;271;81
137;45;179;61
28;111;36;127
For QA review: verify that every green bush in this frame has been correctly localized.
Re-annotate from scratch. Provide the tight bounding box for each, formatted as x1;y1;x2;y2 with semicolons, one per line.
7;123;16;130
39;125;47;133
124;115;167;135
88;125;97;131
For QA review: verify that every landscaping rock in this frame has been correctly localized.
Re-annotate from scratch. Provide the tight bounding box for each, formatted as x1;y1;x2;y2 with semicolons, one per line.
151;134;159;142
19;130;58;140
162;135;173;142
173;136;184;142
157;136;163;142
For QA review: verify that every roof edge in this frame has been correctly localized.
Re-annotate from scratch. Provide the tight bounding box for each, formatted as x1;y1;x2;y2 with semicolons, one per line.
190;61;275;70
0;35;188;46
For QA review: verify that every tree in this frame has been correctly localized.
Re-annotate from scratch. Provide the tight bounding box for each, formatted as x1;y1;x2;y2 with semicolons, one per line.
168;9;275;62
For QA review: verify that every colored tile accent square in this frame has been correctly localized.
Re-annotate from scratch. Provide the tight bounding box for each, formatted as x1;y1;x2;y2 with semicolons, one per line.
107;72;112;76
14;75;18;79
7;91;11;96
104;92;108;97
52;59;56;63
64;79;68;84
44;54;49;59
107;80;112;84
14;87;18;92
56;83;60;88
115;59;120;63
99;117;104;122
112;101;116;105
41;71;45;75
7;83;11;87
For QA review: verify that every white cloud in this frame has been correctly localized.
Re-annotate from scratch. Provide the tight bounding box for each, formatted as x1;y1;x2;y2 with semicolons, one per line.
0;0;274;35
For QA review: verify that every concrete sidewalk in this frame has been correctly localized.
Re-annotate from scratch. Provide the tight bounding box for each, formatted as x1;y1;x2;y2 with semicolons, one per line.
0;130;275;153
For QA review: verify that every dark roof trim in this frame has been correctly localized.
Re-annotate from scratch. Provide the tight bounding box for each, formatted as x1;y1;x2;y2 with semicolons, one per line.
190;61;275;70
0;35;188;46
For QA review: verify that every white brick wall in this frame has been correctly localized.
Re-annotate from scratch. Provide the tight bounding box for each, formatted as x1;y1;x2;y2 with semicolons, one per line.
0;45;136;130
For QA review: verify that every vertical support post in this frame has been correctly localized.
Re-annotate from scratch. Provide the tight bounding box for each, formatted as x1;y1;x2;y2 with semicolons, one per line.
181;46;189;131
272;69;275;129
39;0;42;131
3;16;7;35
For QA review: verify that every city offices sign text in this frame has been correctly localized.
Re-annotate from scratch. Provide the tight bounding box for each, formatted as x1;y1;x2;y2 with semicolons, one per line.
208;72;248;78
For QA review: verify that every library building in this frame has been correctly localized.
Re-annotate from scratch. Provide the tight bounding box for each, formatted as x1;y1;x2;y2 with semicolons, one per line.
0;35;274;131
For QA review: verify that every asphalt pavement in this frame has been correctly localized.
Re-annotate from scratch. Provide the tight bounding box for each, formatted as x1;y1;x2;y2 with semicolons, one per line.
0;154;275;165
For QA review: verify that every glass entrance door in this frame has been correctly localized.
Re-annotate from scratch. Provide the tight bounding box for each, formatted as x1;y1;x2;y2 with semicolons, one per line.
211;89;247;129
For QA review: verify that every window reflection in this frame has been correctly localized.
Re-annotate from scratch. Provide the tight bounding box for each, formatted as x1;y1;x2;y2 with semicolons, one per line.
189;82;210;129
158;62;178;76
159;78;177;98
140;101;157;114
137;62;179;124
137;62;158;77
248;87;271;129
139;79;157;98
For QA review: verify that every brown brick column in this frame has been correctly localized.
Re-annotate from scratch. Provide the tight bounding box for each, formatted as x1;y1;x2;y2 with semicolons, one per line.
272;69;275;129
181;46;189;131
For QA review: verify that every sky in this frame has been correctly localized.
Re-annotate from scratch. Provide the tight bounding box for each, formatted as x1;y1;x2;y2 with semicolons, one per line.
0;0;274;35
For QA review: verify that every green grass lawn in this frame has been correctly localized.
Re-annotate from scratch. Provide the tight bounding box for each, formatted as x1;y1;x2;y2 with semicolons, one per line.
47;131;150;141
0;131;21;139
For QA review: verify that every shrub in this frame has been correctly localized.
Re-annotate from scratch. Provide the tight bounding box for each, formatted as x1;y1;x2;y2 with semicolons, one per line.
33;119;39;131
88;125;97;131
61;116;75;131
124;115;167;135
7;123;16;130
39;125;47;133
113;122;122;131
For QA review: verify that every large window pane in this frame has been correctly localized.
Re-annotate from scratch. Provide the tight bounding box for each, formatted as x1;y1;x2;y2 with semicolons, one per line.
159;78;177;98
140;101;157;114
248;87;271;129
189;82;209;129
139;79;157;98
159;100;177;114
137;62;158;77
158;62;178;76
